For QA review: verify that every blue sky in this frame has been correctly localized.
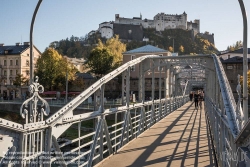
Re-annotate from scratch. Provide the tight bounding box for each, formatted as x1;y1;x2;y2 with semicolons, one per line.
0;0;249;52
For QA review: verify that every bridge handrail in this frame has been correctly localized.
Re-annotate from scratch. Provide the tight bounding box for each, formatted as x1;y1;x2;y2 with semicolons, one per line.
212;54;239;137
45;55;159;126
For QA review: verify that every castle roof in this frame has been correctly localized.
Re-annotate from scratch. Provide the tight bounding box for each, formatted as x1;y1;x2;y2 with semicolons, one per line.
123;44;167;54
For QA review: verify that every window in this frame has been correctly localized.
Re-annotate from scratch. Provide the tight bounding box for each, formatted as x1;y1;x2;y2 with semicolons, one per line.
26;60;29;66
227;65;233;70
26;70;30;76
16;60;18;66
4;60;6;66
4;70;6;76
10;60;13;66
228;55;230;59
10;70;12;76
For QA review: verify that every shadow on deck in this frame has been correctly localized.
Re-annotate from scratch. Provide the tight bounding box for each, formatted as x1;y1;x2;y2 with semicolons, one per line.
98;102;216;167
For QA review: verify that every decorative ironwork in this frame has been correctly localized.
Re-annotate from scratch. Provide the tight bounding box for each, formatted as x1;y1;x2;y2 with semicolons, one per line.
20;76;50;123
236;74;244;130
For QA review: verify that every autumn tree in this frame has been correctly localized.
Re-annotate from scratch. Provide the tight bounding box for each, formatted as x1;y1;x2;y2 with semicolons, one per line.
179;45;184;54
13;74;28;87
227;41;243;51
35;48;77;91
86;47;114;77
96;35;126;67
168;46;173;52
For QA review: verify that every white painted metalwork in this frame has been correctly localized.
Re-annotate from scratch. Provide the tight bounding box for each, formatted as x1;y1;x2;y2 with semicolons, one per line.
1;54;250;166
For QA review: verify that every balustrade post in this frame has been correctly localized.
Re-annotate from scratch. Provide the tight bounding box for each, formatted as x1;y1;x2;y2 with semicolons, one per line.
151;64;155;125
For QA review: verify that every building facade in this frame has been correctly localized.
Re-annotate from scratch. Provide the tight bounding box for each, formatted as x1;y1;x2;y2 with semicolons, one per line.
0;42;41;99
219;48;250;101
64;56;86;73
123;45;172;99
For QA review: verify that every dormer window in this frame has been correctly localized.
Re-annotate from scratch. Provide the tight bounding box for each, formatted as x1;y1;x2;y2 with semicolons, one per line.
4;50;8;54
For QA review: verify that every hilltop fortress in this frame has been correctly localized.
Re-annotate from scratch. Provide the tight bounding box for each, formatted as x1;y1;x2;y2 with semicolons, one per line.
114;12;199;33
89;12;213;45
96;12;200;38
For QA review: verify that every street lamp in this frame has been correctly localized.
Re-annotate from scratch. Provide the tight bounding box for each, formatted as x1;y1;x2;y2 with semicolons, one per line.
168;36;175;53
30;0;43;84
238;0;248;124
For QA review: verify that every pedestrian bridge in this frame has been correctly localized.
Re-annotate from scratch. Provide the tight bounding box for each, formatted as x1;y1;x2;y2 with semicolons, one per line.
0;54;249;167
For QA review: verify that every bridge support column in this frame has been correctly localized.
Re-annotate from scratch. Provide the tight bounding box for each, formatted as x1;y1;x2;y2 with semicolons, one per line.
159;61;162;118
138;62;145;103
164;65;169;115
151;64;155;125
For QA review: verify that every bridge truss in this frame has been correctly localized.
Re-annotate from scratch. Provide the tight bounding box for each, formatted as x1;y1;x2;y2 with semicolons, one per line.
0;54;249;167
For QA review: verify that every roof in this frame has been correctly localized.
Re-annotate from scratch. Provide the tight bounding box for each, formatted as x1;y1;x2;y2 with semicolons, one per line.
77;73;95;79
220;56;250;64
0;44;41;55
230;48;250;54
123;45;167;54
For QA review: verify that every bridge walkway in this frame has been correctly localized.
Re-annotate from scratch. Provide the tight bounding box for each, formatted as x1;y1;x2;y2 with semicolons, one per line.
98;102;216;167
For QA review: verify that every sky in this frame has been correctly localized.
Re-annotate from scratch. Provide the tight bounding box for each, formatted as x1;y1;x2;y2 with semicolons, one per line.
0;0;249;52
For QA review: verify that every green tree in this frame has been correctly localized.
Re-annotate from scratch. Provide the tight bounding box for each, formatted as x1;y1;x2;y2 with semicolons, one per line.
35;48;77;91
86;47;114;77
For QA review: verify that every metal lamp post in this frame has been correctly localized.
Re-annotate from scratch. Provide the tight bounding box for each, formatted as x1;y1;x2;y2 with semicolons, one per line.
30;0;43;84
238;0;248;124
168;36;175;53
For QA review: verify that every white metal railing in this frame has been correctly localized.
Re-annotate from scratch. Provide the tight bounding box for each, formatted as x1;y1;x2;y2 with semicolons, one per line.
2;54;250;166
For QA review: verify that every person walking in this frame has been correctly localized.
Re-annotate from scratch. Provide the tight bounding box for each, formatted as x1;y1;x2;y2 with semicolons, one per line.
189;92;193;101
194;92;199;109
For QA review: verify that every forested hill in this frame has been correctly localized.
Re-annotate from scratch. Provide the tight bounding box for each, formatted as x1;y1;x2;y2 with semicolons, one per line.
48;29;219;58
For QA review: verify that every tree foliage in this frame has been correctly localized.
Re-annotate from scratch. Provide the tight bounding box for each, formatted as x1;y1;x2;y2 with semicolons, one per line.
35;48;77;91
86;48;114;77
227;41;243;51
240;71;250;95
95;35;126;66
13;74;28;87
179;45;184;53
127;28;218;55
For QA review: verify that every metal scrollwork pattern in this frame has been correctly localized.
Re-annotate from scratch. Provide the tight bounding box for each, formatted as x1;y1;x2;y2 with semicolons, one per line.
236;74;244;130
20;76;50;124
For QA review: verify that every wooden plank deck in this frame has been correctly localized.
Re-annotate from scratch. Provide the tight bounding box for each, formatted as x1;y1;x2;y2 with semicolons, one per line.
98;102;216;167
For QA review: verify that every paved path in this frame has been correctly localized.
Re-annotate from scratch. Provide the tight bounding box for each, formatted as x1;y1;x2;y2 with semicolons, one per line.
98;102;215;167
